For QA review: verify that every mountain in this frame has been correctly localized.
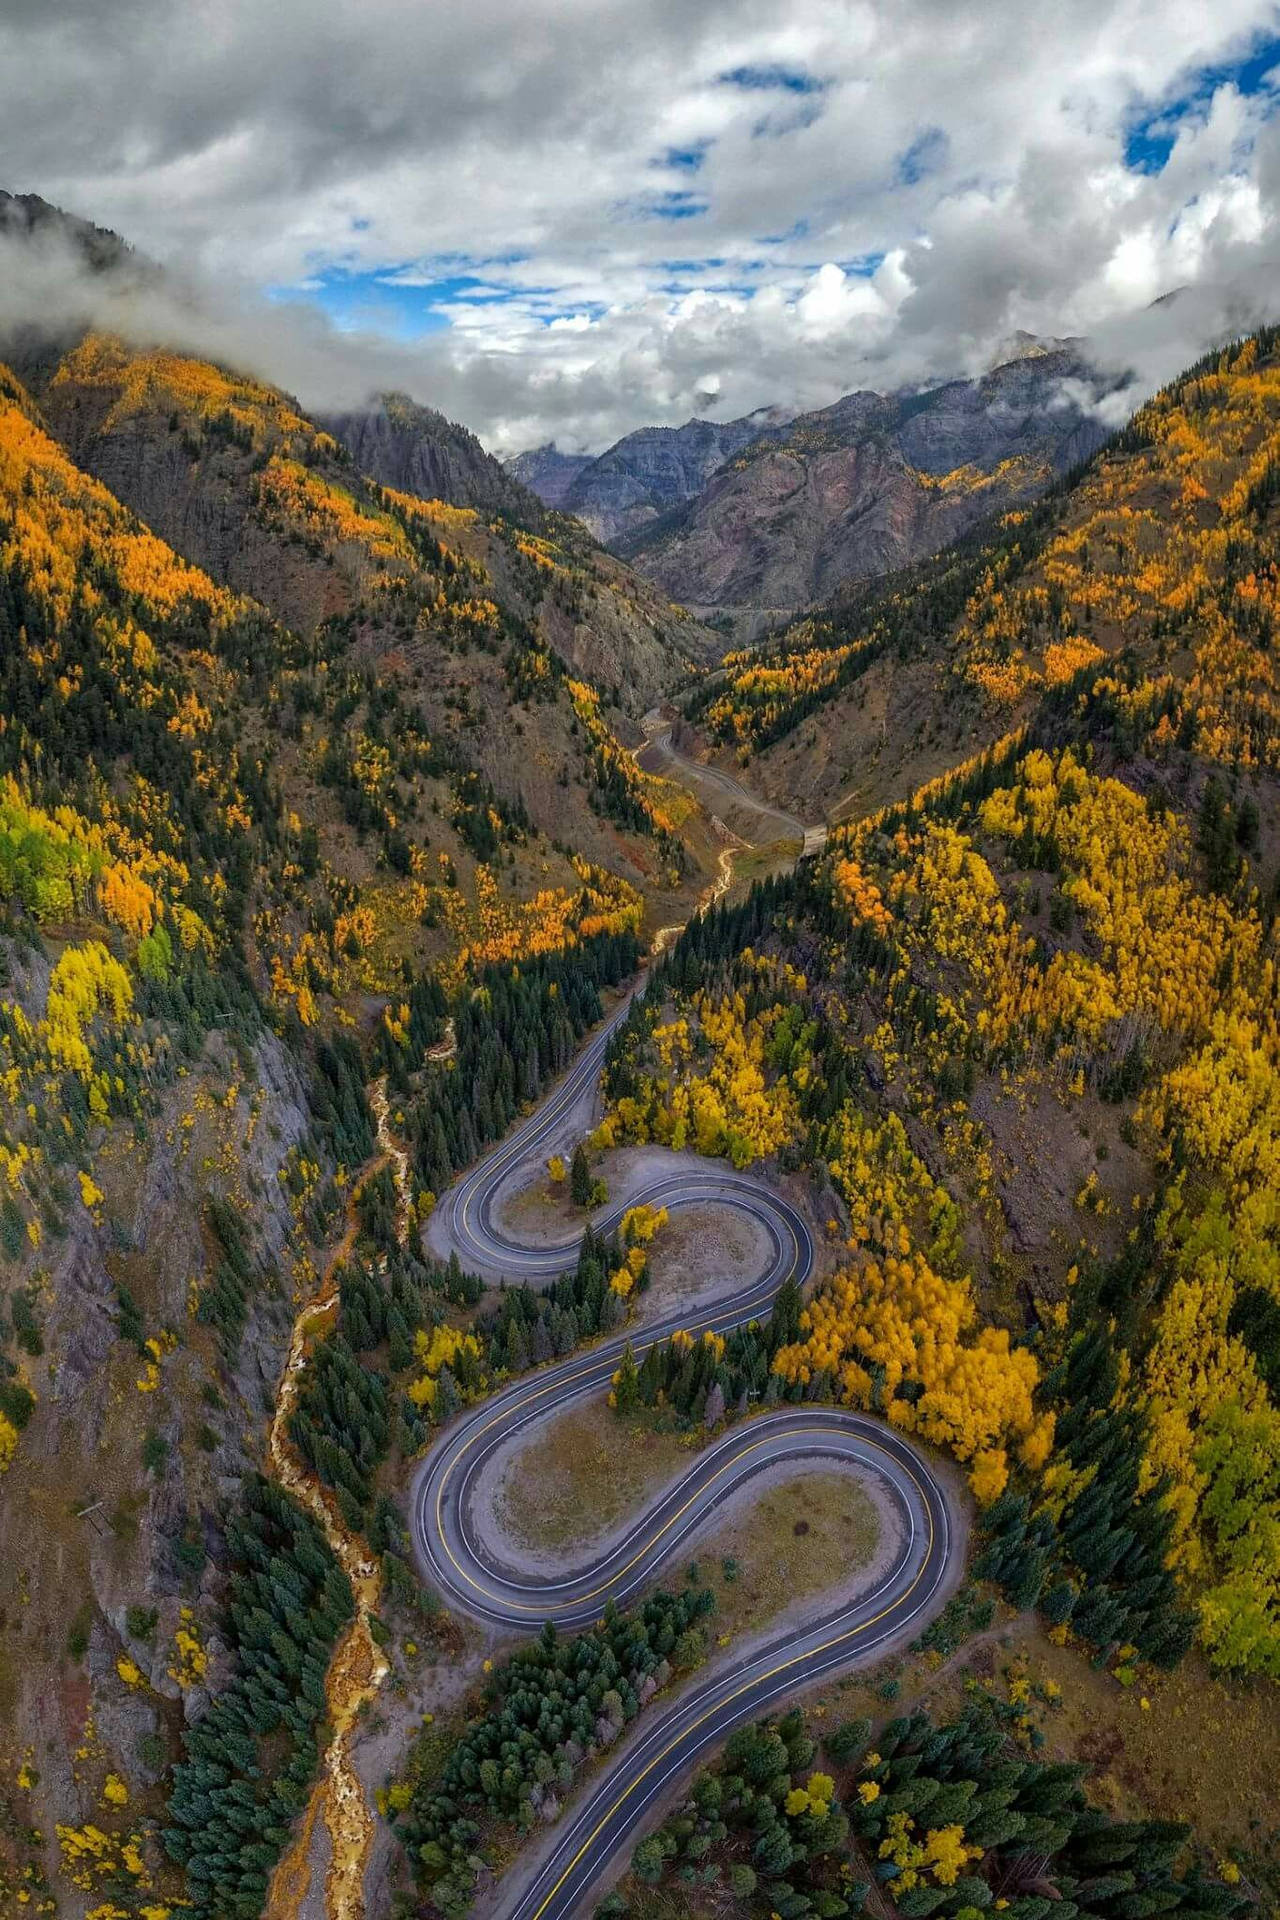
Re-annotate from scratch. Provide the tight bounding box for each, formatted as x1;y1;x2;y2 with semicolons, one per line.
27;336;713;717
517;409;792;545
609;324;1280;1689
505;442;593;507
0;206;734;1914
0;187;138;274
685;330;1279;828
318;392;717;701
619;346;1107;627
511;347;1107;635
323;390;549;526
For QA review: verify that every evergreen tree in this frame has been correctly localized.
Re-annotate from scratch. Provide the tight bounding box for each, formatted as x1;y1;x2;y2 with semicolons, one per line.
613;1343;639;1413
570;1142;593;1207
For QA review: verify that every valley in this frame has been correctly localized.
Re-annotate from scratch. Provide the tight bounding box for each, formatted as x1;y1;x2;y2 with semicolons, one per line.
0;188;1277;1920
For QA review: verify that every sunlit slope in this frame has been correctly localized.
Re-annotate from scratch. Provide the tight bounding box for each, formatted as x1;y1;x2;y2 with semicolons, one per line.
692;328;1280;822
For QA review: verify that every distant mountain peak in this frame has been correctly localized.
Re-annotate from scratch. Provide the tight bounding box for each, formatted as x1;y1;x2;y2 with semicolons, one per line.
0;188;141;276
986;328;1084;369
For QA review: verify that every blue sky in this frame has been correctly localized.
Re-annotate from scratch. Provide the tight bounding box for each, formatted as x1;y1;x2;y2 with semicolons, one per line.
1125;32;1280;170
7;0;1280;450
288;18;1280;388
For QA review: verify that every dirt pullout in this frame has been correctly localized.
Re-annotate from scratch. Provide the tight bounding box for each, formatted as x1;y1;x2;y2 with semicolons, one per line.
490;1142;772;1252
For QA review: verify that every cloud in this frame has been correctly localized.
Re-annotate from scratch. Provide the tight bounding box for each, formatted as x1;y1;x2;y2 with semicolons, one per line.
1;0;1280;451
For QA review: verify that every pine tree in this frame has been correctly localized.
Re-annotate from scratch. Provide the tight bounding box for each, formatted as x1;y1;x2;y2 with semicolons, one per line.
613;1343;639;1413
570;1142;592;1207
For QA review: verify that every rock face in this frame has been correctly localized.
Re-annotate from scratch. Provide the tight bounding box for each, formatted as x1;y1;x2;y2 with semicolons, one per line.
506;443;593;508
511;408;793;544
623;348;1106;619
0;189;136;273
324;391;547;523
514;346;1107;624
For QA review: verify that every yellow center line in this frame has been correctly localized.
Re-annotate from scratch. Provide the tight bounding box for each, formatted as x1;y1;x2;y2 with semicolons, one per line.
428;1224;806;1608
526;1467;938;1920
436;1418;902;1612
421;983;951;1920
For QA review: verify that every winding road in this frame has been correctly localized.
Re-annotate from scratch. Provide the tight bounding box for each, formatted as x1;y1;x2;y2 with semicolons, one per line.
409;989;961;1920
634;712;819;850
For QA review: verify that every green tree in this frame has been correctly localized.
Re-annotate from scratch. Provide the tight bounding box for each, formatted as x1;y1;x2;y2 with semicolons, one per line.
613;1343;639;1414
570;1142;593;1208
631;1835;667;1883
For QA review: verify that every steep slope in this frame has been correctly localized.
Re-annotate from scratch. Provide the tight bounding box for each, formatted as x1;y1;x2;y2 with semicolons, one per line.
625;346;1105;625
0;344;731;1916
689;329;1280;826
0;363;350;1917
538;410;789;544
32;335;714;716
601;329;1280;1686
505;442;592;507
0;187;138;274
323;390;548;525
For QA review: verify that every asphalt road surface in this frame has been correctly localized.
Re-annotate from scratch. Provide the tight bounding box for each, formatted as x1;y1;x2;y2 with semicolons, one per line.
410;1000;959;1920
636;717;811;847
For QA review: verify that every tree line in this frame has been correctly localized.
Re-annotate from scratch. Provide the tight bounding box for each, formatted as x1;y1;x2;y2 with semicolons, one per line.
613;1695;1254;1920
394;928;641;1197
164;1477;354;1917
393;1590;715;1916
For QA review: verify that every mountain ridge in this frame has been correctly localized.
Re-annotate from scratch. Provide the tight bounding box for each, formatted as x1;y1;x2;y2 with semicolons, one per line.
513;348;1109;630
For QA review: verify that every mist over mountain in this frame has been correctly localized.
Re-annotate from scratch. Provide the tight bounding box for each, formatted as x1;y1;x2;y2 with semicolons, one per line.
323;391;549;525
513;341;1110;627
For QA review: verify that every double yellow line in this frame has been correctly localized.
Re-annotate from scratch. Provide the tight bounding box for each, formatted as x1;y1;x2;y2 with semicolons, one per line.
524;1448;940;1920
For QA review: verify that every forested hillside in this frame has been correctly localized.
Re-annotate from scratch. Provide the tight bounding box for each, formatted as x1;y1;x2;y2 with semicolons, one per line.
606;330;1280;1684
3;263;1279;1920
0;309;720;1916
687;330;1279;824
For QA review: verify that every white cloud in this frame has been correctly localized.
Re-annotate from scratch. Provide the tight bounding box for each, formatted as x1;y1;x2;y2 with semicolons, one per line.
2;0;1280;450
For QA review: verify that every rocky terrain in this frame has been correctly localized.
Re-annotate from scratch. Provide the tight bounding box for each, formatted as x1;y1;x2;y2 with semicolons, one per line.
510;408;791;545
503;444;593;509
514;342;1108;630
324;391;548;526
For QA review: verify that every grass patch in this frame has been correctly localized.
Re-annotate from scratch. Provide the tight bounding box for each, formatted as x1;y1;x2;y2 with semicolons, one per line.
791;1606;1280;1905
493;1174;578;1239
496;1398;691;1554
1006;1623;1280;1874
640;1204;765;1313
721;835;802;901
623;1884;706;1920
683;1470;879;1644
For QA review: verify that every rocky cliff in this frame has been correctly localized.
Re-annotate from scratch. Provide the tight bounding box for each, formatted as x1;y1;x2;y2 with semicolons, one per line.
621;347;1106;623
325;390;548;524
544;410;790;542
505;443;593;508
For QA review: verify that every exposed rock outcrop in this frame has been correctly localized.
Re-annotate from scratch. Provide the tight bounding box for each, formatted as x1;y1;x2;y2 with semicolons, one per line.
325;390;548;523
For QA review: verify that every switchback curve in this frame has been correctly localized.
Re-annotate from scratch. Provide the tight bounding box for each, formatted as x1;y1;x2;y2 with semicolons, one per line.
409;997;961;1920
